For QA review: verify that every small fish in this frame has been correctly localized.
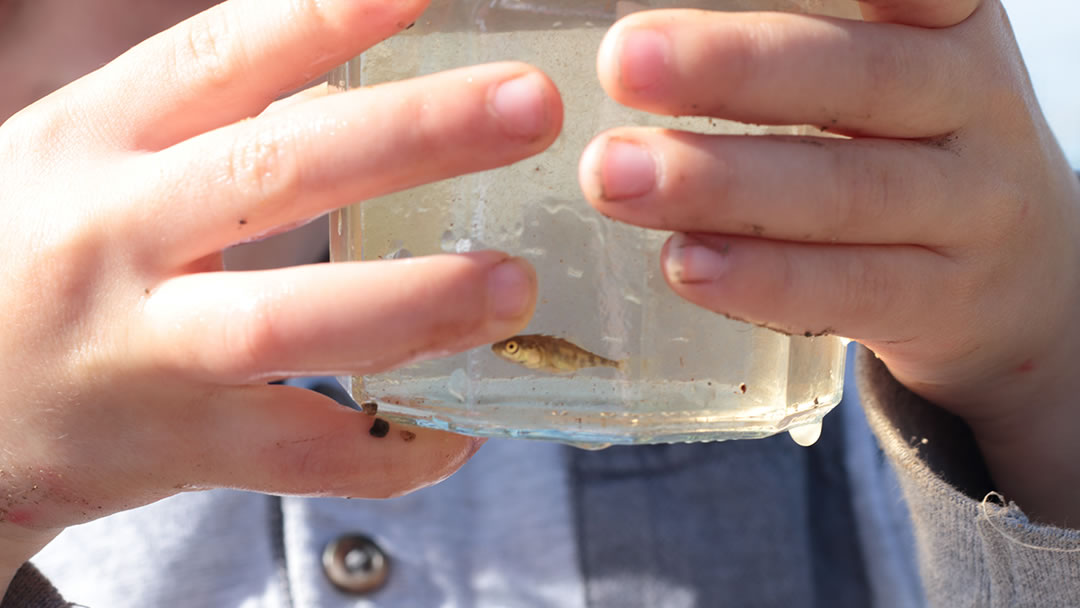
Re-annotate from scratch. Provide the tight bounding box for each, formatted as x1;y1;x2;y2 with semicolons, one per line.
491;334;626;374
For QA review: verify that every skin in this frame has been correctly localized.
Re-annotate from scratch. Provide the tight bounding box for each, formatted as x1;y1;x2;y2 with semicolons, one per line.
579;0;1080;526
0;0;1077;598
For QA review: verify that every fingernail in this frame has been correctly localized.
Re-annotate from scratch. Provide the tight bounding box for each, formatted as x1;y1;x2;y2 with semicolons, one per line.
620;29;670;91
488;257;536;320
602;138;656;200
664;233;731;284
490;73;549;139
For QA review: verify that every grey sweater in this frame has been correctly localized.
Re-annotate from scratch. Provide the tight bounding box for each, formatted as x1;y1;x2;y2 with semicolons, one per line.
4;348;1079;607
858;349;1080;606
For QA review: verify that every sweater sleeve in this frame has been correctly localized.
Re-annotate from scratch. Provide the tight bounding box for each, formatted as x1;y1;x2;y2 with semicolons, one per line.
1;564;70;608
856;346;1080;607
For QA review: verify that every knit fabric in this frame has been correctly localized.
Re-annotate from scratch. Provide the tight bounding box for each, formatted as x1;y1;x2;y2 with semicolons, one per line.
857;348;1080;607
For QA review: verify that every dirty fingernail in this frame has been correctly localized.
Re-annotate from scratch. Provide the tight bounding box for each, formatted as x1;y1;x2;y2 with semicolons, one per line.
664;233;731;284
490;73;549;139
602;138;656;200
489;257;536;320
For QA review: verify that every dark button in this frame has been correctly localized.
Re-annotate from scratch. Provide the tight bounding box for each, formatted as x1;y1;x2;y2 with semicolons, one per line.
322;534;390;594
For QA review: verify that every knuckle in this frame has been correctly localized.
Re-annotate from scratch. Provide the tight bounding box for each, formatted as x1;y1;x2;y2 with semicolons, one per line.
1;97;78;161
175;10;238;92
218;294;286;381
691;147;736;224
978;174;1029;244
829;148;893;236
290;0;337;41
223;126;302;209
706;22;756;113
939;256;987;324
19;229;103;326
284;0;343;80
774;247;798;304
283;442;343;484
858;42;913;124
836;253;893;321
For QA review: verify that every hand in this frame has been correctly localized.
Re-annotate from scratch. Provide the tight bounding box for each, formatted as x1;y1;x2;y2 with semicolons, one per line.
580;0;1080;524
0;0;560;583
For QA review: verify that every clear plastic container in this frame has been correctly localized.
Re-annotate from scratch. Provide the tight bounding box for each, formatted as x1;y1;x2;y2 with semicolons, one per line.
329;0;856;448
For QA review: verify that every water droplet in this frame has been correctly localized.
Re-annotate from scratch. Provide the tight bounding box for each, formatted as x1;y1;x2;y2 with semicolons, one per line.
623;292;642;305
564;441;611;451
447;369;467;402
788;421;823;447
521;247;546;257
440;230;456;252
454;238;472;253
567;267;584;278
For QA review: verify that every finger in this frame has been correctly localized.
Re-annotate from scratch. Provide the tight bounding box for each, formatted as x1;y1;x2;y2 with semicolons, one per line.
139;252;537;384
132;62;560;268
6;385;480;530
186;384;481;498
579;128;966;245
94;0;428;149
596;10;978;137
858;0;981;28
660;232;948;344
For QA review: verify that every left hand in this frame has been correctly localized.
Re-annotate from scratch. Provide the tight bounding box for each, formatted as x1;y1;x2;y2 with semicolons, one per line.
579;0;1080;524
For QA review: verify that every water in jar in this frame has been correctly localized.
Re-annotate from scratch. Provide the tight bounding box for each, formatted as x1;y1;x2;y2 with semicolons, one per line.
329;0;857;446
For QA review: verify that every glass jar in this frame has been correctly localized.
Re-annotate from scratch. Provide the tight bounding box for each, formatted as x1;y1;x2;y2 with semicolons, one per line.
329;0;856;448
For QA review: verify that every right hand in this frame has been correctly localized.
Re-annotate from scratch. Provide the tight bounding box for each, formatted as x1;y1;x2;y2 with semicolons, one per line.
0;0;560;580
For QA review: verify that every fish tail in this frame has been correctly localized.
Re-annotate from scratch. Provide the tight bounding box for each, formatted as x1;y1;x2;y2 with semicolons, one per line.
613;358;628;373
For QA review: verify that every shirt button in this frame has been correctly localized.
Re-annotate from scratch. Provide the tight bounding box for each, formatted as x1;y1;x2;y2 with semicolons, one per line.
322;534;390;595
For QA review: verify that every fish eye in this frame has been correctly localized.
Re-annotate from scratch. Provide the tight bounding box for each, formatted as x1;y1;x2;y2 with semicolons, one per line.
506;341;518;353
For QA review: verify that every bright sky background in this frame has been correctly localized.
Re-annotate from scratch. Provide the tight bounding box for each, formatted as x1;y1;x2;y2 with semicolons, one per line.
1000;0;1080;168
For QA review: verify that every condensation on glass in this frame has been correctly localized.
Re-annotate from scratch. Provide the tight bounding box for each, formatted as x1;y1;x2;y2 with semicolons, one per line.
329;0;858;448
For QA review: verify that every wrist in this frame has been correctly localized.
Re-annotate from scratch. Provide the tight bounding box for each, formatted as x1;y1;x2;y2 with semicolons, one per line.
967;394;1080;528
961;300;1080;526
857;345;1080;528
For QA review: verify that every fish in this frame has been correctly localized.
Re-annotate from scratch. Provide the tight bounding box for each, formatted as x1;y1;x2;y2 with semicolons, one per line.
491;334;626;374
